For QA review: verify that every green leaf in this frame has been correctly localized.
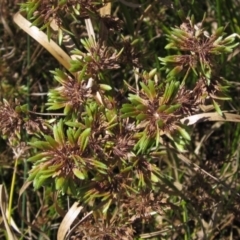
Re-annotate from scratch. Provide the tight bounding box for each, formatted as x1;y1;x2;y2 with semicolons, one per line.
156;119;164;129
33;175;51;189
177;127;191;141
155;124;160;147
74;127;82;141
46;25;52;42
162;81;175;103
58;0;67;5
124;184;139;194
28;167;39;181
214;26;225;38
69;60;83;72
149;68;157;79
158;104;168;112
58;28;63;45
31;15;43;26
93;160;108;170
73;5;80;15
159;55;179;64
135;104;147;111
103;199;112;214
164;104;181;114
44;135;59;148
148;80;156;98
121;104;135;113
73;168;85;180
47;103;66;110
53;120;65;145
27;0;40;19
167;66;183;78
67;128;75;145
136;113;148;121
28;152;49;162
99;84;112;91
65;121;85;128
120;166;133;173
129;94;146;105
39;168;57;176
213;99;223;116
55;177;66;191
105;109;117;123
78;128;91;151
135;132;152;154
64;104;72;115
121;112;138;118
55;68;67;78
29;141;52;150
151;172;159;182
62;178;69;194
140;82;152;100
165;42;178;50
77;64;87;82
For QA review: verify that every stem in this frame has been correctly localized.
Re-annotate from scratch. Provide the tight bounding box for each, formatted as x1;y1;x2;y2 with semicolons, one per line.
216;0;222;27
8;157;18;223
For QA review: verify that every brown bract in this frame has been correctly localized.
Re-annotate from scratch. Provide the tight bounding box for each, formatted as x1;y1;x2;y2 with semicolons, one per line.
0;100;23;141
35;0;104;26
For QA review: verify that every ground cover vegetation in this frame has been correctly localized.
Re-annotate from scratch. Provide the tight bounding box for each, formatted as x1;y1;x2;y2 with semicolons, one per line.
1;0;240;239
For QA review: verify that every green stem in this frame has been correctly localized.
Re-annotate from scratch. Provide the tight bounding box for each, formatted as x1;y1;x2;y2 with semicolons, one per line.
8;157;18;223
21;33;31;238
216;0;222;27
181;200;190;240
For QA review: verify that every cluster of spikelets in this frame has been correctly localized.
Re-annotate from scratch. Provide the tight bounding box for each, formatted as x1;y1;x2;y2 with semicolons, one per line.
33;19;238;230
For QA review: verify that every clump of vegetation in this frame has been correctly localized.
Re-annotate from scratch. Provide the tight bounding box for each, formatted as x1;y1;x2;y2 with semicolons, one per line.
1;0;240;239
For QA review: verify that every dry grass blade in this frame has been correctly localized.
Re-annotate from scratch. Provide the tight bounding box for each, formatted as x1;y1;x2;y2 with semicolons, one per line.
65;210;93;239
140;228;171;238
13;12;71;70
181;112;240;125
0;184;18;240
85;18;96;44
57;202;83;240
99;2;111;16
227;46;240;61
194;122;224;155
